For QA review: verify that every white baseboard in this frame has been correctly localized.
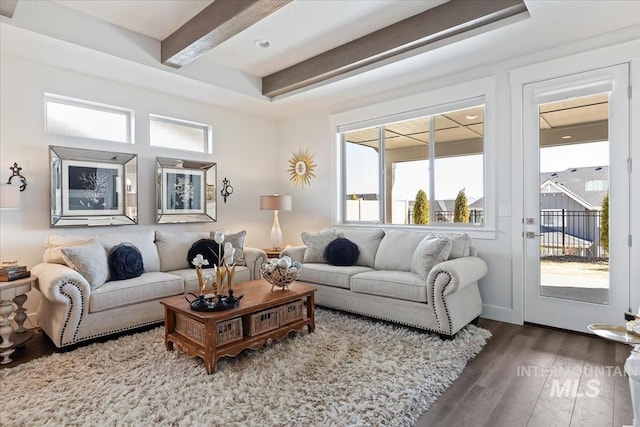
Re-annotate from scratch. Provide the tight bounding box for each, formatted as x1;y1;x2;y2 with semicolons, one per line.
482;304;523;325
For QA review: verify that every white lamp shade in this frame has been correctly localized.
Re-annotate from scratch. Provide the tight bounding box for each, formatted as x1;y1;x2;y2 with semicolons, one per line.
260;195;292;211
0;184;20;209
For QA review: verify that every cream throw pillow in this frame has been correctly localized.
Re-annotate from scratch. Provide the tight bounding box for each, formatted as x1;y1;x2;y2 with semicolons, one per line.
410;235;452;280
301;230;338;263
61;239;110;289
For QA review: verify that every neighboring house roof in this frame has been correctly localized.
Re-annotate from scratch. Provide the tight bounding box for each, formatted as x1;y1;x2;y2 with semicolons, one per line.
540;166;609;210
434;200;455;212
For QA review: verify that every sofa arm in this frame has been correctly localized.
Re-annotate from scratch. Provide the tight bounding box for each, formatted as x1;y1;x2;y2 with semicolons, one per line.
31;262;91;346
244;247;267;280
281;246;306;263
32;262;91;304
427;256;488;299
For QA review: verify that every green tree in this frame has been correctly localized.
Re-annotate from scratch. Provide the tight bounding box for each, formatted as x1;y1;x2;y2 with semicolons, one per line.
600;191;609;254
413;189;429;224
453;188;470;223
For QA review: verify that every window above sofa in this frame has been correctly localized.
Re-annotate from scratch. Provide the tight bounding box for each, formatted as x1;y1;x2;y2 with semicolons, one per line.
339;97;485;228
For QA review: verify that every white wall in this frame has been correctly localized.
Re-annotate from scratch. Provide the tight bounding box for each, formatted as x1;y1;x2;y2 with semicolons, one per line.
0;53;279;323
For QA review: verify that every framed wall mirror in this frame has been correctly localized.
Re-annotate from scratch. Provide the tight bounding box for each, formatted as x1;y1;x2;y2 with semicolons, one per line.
156;157;217;224
49;145;138;227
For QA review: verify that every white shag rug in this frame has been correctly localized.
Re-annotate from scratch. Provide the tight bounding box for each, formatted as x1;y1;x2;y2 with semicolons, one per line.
1;309;491;427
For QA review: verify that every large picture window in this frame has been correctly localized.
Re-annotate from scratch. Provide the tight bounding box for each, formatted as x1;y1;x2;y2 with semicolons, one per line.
340;98;485;227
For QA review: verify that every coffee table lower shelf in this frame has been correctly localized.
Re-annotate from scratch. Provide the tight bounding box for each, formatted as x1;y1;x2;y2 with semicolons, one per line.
165;317;313;374
161;280;316;374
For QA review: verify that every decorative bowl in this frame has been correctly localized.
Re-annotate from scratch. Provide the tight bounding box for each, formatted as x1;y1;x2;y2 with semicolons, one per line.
260;265;300;290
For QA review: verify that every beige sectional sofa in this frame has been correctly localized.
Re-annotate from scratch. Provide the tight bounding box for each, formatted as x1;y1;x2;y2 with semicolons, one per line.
282;228;488;338
32;230;266;347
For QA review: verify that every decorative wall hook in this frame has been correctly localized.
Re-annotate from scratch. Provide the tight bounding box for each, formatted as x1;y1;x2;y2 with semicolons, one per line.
7;162;27;191
220;178;233;203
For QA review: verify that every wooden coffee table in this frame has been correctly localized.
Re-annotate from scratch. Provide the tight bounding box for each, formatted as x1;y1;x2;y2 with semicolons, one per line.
161;279;316;374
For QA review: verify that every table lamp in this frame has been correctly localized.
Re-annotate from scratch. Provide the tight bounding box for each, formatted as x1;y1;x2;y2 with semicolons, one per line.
260;194;292;250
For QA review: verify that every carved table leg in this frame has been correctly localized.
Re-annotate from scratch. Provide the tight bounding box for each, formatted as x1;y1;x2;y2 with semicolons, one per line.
0;298;15;364
307;293;315;333
13;293;28;333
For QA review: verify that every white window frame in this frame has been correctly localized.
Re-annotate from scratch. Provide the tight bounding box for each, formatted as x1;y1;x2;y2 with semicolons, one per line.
44;93;134;144
149;114;212;154
330;76;496;238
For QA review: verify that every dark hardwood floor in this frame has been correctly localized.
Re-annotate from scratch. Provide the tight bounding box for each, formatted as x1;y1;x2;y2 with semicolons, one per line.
2;320;634;426
416;319;634;427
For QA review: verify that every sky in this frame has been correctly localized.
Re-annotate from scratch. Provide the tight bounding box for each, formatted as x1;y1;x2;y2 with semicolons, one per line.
347;140;610;202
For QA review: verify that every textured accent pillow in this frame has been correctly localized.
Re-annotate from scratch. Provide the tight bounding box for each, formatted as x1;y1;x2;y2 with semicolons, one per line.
410;235;453;280
338;229;385;268
213;230;246;266
108;243;144;281
61;239;110;289
324;238;360;266
301;230;338;263
187;239;221;269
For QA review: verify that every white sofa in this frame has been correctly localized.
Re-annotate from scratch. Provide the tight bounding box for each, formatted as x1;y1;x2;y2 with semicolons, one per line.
32;230;266;348
282;228;488;338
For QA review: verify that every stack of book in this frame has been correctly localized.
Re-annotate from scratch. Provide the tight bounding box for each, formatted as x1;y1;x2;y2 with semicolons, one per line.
0;265;30;282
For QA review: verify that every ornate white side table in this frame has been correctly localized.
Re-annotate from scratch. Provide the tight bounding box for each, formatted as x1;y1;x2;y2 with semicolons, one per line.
589;323;640;427
0;275;36;364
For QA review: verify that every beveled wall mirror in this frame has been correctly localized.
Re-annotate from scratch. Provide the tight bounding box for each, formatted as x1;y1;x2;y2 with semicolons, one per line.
50;145;138;227
156;157;217;224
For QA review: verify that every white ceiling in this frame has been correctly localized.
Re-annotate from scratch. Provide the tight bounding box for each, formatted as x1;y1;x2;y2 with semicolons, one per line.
53;0;213;41
2;0;640;119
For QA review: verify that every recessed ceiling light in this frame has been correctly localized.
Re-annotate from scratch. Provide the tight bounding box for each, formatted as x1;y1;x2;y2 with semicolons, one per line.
465;114;478;120
562;135;572;139
254;39;270;48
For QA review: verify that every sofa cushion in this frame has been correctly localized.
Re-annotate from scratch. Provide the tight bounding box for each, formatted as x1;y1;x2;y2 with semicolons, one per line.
374;230;430;271
434;233;472;259
61;239;110;289
89;272;184;313
301;230;338;263
155;231;210;271
43;235;93;264
324;238;360;266
298;263;372;289
350;270;427;303
338;229;384;268
410;235;452;280
187;239;221;269
97;231;160;273
210;230;247;266
171;266;251;294
108;243;144;281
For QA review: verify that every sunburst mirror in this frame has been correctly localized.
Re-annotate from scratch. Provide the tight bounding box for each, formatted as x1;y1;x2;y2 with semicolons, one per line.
288;148;316;187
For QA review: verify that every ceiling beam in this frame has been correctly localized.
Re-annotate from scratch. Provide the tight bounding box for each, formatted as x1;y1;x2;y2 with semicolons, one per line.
0;0;18;18
162;0;291;69
262;0;528;98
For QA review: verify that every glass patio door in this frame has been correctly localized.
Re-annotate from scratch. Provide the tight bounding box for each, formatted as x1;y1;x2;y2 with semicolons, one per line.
523;64;630;332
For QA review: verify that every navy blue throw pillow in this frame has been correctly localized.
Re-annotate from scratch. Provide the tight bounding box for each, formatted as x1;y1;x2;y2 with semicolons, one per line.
109;243;144;281
324;238;360;266
187;239;222;269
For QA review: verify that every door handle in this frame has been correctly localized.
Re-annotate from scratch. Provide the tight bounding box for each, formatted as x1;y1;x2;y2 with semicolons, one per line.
525;231;542;238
